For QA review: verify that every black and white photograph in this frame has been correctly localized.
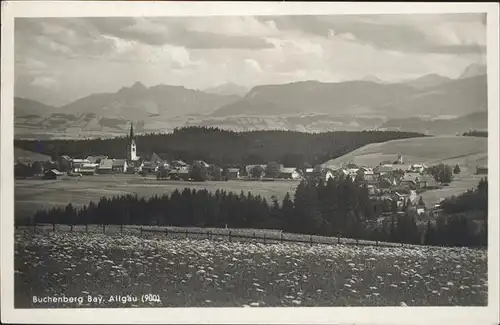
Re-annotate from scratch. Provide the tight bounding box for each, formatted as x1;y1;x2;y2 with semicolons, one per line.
1;1;499;324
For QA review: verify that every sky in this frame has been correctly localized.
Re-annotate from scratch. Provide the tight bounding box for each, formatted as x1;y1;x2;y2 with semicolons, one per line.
15;14;487;106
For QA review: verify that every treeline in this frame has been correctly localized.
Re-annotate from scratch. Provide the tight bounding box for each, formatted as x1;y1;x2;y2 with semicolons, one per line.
425;178;488;246
440;177;487;214
462;130;488;137
28;175;487;247
15;127;426;167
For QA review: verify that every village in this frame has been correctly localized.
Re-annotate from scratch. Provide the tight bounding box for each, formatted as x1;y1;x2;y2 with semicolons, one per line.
14;124;488;220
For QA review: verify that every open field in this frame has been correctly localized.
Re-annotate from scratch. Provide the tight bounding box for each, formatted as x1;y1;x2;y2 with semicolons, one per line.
15;229;487;307
15;175;299;220
322;136;488;207
322;136;487;172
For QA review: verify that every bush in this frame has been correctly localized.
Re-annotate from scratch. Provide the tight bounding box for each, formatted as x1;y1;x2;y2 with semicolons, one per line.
265;161;281;178
190;162;207;182
250;165;264;178
428;163;453;183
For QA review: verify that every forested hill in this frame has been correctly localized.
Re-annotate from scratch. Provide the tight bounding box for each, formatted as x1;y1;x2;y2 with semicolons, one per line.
14;127;426;167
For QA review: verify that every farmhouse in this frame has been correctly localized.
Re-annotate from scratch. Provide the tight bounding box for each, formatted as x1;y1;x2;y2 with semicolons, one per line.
400;172;425;190
80;163;98;175
356;167;377;184
304;167;334;182
112;159;128;173
98;159;114;174
168;169;191;181
172;160;189;170
140;161;158;173
226;168;240;179
409;163;427;173
72;158;91;173
374;164;394;176
279;167;302;180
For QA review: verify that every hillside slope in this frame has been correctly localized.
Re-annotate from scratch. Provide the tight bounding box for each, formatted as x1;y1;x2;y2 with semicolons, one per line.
322;136;487;171
15;147;52;163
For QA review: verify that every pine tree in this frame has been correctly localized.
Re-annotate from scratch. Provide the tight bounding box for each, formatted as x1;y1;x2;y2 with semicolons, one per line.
424;220;435;245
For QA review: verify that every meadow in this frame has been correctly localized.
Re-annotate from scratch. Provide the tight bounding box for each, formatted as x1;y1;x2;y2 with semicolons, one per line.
15;228;487;308
15;175;299;221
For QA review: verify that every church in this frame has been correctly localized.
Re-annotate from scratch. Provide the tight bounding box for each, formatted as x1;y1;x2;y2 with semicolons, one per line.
127;122;139;162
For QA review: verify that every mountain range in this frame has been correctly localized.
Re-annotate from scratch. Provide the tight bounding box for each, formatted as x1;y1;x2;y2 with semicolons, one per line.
14;64;487;139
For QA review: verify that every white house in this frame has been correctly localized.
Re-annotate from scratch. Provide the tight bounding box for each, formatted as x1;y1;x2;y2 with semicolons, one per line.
279;167;302;180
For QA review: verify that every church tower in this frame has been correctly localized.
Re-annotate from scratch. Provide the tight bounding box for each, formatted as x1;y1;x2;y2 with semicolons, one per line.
128;122;137;161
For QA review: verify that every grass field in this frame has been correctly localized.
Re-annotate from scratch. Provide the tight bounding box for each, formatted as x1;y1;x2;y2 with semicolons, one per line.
322;136;488;207
14;228;487;307
15;175;299;220
322;136;487;172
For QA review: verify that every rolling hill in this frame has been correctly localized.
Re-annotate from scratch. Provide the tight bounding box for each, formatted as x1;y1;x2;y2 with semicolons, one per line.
378;111;487;135
322;136;487;171
210;74;486;119
15;147;52;163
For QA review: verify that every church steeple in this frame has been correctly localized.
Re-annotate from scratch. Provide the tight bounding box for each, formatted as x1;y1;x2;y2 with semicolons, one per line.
129;122;134;142
128;122;137;161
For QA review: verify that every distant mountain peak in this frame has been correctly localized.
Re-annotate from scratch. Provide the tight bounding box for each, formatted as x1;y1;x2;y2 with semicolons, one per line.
403;73;452;89
130;81;147;90
459;63;486;79
361;75;388;84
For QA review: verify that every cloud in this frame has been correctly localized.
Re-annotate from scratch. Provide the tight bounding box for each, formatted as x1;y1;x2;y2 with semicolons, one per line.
14;15;486;106
85;17;275;50
31;76;58;88
259;14;486;55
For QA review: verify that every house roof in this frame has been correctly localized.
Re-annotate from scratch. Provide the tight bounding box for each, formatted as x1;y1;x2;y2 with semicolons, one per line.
48;169;63;176
228;168;240;173
86;155;107;163
246;164;266;172
375;164;394;173
81;163;98;168
281;167;297;174
392;186;411;195
72;158;90;164
172;160;188;166
150;152;161;163
169;169;190;175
